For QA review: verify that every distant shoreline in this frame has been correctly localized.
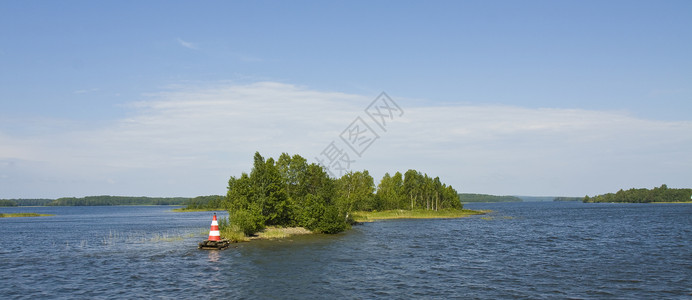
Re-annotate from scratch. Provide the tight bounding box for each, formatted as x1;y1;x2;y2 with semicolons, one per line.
0;213;54;218
352;209;487;222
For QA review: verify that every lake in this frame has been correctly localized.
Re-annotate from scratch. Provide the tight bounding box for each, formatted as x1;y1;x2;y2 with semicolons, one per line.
1;202;690;299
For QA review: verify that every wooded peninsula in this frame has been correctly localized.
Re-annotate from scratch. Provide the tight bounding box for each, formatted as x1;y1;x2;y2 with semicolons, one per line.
583;184;692;203
219;152;475;238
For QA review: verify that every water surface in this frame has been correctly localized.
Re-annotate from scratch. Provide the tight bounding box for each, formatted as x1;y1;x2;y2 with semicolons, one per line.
1;202;690;299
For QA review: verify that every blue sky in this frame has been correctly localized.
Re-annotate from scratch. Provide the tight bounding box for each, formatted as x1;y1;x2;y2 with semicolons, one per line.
1;1;691;198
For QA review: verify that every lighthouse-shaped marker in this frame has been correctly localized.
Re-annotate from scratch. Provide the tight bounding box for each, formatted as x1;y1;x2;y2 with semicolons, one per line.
208;213;221;241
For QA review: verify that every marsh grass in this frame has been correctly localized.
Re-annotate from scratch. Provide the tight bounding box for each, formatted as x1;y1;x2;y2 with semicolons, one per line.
0;213;54;218
170;208;226;212
253;226;312;240
220;226;250;242
215;214;312;242
98;229;200;246
216;216;249;242
352;209;486;222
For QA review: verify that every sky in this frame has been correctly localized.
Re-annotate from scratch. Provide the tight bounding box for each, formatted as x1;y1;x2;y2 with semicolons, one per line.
1;1;691;199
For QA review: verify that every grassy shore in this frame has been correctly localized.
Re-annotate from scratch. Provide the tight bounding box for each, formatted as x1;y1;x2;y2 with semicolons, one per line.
0;213;54;218
170;207;225;212
210;209;486;242
220;226;313;243
652;201;692;204
352;209;487;222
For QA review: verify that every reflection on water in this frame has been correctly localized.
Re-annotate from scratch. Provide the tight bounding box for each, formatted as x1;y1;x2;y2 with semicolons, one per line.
1;203;690;299
207;250;220;263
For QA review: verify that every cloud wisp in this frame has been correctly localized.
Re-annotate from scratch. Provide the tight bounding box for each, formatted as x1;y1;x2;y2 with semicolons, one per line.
1;82;690;198
176;38;198;50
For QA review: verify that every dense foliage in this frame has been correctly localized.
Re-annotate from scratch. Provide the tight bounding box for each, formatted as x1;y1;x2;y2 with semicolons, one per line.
46;196;189;206
458;193;522;203
0;199;18;207
182;195;224;210
1;197;192;207
584;184;692;203
553;197;582;202
0;199;54;206
224;152;463;236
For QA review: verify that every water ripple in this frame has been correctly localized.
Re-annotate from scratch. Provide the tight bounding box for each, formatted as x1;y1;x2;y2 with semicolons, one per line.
1;203;690;298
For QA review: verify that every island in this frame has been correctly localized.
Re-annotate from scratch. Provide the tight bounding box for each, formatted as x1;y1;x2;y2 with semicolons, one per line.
211;152;483;242
583;184;692;203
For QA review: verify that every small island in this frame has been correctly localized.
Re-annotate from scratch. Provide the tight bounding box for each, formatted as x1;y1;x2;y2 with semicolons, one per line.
204;152;483;242
583;184;692;203
0;213;54;218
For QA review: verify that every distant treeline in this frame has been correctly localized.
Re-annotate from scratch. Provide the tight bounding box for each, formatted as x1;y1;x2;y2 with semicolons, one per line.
553;197;583;202
0;199;55;206
584;184;692;203
0;196;190;206
0;199;19;206
182;195;225;210
459;193;522;203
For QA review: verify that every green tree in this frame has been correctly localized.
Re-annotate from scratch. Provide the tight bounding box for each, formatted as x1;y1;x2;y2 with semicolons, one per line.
337;170;376;212
375;173;397;210
293;163;348;232
249;153;290;226
223;152;350;235
403;169;421;209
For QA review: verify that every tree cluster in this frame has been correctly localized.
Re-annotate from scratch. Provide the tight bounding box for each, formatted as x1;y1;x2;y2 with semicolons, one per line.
183;195;224;210
46;196;189;206
553;197;582;202
458;193;522;203
224;152;348;235
0;199;18;207
376;170;462;211
0;199;54;206
583;184;692;203
224;152;463;236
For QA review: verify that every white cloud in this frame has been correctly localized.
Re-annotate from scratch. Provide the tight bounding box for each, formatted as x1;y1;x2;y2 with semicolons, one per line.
176;38;198;50
1;82;691;198
73;88;99;94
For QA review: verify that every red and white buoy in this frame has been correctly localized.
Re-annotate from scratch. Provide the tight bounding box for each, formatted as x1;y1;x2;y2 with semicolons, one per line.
199;213;230;250
208;213;220;241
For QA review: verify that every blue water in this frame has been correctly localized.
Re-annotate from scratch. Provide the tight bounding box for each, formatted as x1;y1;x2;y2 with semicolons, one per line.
1;202;690;299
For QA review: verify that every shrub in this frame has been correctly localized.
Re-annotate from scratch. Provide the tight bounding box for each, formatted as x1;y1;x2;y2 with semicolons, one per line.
230;209;265;236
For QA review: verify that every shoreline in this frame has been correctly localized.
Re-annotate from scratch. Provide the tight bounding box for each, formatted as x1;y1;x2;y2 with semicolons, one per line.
222;226;313;242
0;213;55;218
171;207;225;212
210;209;487;243
352;209;487;223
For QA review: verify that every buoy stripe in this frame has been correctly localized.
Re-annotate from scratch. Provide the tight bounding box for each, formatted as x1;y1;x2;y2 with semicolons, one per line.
209;230;220;236
211;220;218;226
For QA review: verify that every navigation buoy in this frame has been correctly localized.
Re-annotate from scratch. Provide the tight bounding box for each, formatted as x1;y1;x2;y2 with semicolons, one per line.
199;213;230;250
208;213;221;241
